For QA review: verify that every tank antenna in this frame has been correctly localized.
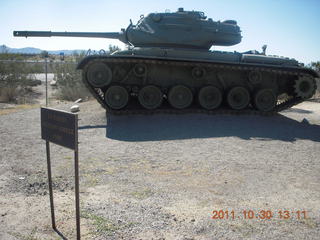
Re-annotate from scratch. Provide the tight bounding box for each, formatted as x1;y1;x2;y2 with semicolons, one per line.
262;45;267;55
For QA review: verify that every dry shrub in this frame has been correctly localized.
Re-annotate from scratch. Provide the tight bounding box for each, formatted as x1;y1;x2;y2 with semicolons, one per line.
0;59;38;103
53;52;90;101
0;87;17;102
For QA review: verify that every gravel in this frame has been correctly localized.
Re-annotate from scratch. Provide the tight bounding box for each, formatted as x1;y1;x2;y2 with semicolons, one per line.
0;99;319;240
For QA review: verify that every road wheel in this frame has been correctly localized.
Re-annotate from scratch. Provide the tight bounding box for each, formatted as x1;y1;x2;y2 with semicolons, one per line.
253;89;276;112
138;85;163;109
227;86;250;110
105;86;129;110
198;86;222;110
168;85;193;109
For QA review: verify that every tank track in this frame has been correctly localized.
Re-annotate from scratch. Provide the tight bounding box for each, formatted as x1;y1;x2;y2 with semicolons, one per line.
80;56;316;116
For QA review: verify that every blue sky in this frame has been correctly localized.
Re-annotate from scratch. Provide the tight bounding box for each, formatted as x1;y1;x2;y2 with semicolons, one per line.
1;0;319;64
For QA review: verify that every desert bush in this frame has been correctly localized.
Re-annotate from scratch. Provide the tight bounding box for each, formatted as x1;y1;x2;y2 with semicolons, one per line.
53;52;91;101
0;58;37;103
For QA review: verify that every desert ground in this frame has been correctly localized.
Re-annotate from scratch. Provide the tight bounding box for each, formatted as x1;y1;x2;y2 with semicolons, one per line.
0;83;319;240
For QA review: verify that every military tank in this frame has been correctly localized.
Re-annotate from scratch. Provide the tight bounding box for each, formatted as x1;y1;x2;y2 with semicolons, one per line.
14;8;318;115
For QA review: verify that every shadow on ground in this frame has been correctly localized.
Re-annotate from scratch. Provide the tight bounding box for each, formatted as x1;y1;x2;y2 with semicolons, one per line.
80;112;320;142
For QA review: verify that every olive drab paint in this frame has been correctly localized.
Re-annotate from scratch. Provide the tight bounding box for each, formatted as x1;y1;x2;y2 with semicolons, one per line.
14;8;241;49
14;8;318;113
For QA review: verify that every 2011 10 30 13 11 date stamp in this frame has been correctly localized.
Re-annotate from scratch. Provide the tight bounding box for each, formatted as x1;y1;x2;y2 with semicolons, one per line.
211;210;309;220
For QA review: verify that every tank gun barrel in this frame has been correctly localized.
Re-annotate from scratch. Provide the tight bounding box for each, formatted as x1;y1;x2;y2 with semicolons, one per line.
13;31;127;43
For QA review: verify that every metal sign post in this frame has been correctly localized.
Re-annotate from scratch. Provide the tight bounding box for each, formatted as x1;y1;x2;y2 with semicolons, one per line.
74;124;80;240
43;52;49;107
41;107;80;239
45;57;48;106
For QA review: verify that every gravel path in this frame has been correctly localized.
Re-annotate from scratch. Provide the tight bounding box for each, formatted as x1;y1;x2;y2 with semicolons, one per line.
0;99;319;239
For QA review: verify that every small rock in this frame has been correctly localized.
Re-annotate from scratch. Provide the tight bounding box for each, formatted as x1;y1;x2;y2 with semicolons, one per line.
70;105;80;113
191;219;195;222
74;98;82;104
49;80;57;86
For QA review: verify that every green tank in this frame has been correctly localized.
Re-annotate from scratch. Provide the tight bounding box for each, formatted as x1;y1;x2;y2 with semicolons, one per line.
14;8;318;114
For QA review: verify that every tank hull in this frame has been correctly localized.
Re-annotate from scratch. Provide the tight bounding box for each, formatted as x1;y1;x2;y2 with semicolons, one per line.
78;49;318;115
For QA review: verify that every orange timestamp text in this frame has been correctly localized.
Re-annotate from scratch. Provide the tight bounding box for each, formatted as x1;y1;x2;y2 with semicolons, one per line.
211;210;308;220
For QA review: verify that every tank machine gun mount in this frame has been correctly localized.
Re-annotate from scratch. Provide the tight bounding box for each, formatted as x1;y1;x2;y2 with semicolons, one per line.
13;8;318;115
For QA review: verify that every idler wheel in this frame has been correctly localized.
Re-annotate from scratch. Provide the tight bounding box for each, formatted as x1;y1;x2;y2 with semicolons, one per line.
87;62;112;87
294;76;316;99
253;89;276;112
198;86;222;110
227;86;250;110
105;86;129;110
138;85;163;110
168;85;193;109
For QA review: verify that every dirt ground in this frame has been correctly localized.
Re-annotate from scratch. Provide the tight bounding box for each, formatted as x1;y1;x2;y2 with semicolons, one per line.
0;84;320;240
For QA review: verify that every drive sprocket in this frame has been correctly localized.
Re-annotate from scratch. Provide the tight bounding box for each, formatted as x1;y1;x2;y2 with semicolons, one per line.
294;76;316;99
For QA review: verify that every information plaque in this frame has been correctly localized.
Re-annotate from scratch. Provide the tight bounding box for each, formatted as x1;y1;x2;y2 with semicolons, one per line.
41;107;77;150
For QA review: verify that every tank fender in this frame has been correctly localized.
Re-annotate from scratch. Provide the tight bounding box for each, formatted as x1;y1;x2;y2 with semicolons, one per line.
291;67;319;78
77;56;101;69
302;68;319;78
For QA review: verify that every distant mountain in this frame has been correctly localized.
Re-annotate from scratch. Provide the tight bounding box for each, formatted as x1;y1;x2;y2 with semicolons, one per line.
0;45;86;55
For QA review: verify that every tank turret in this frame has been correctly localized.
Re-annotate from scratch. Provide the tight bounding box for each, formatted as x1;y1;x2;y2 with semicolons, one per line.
14;8;241;50
126;7;242;49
